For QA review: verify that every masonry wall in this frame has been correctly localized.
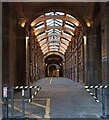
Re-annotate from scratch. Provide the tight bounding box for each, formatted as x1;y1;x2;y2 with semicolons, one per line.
0;1;2;119
2;3;26;87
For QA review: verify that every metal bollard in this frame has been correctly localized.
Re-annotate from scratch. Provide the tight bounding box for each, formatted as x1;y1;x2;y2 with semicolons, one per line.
101;87;105;116
3;86;8;119
22;89;25;117
95;88;98;98
29;88;32;102
11;87;14;117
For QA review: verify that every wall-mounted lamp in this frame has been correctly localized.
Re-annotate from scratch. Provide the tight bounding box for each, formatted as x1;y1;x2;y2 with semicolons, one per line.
26;36;29;40
83;36;87;45
19;18;26;28
86;18;93;27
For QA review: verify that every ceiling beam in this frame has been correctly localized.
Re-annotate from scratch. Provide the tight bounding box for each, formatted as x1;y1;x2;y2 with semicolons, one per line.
31;14;80;27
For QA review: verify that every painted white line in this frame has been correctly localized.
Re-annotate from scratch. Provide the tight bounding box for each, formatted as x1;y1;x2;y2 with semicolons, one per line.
44;98;50;118
50;78;52;84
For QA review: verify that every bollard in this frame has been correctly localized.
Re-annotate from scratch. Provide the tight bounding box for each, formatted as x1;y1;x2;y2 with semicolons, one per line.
11;87;14;117
22;89;25;117
3;86;8;119
29;88;32;102
101;87;105;116
95;88;98;98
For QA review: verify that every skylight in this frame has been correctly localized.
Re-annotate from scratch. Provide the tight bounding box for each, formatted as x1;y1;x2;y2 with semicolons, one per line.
32;11;81;55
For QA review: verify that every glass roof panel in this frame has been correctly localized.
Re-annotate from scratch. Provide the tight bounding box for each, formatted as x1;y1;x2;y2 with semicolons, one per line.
33;11;80;55
50;49;58;51
65;24;75;31
60;46;66;52
62;32;71;38
35;24;44;30
38;38;46;42
49;42;59;46
41;44;48;49
39;40;47;45
37;32;46;38
55;12;65;15
35;21;44;26
60;42;67;47
45;12;54;16
61;38;69;43
59;50;64;54
55;29;61;33
66;14;75;19
42;47;48;51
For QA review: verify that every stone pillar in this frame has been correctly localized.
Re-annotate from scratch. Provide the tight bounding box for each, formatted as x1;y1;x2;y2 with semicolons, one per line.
86;28;96;85
29;27;34;83
101;3;109;118
26;36;29;85
94;25;102;84
0;1;2;119
17;26;26;86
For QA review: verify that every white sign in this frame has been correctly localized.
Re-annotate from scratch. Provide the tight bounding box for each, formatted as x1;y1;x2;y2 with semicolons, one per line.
102;56;107;62
22;89;25;96
3;87;7;97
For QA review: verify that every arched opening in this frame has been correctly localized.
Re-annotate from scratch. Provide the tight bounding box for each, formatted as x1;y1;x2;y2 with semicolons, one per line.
47;64;60;77
45;54;63;77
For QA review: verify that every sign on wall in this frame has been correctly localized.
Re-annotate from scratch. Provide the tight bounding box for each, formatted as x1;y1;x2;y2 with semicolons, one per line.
102;50;107;62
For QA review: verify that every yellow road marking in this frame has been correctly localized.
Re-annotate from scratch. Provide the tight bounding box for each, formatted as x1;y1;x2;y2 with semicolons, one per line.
30;102;46;108
8;99;29;102
0;101;42;118
44;98;50;118
34;98;50;101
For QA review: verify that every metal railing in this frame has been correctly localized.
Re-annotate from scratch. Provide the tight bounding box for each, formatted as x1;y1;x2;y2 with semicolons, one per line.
85;85;109;119
2;85;41;119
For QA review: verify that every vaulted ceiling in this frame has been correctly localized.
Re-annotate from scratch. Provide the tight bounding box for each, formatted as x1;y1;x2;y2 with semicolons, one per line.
9;2;106;58
31;11;81;55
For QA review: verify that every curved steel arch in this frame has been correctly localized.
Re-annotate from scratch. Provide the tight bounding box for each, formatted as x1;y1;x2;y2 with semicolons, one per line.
31;15;80;27
31;12;81;57
44;52;65;61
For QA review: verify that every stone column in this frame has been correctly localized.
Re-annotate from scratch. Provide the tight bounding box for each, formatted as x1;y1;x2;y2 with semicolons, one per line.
26;35;29;85
29;27;34;83
86;28;96;85
101;2;109;118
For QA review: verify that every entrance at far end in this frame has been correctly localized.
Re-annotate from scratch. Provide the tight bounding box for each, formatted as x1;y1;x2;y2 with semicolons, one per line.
45;54;63;77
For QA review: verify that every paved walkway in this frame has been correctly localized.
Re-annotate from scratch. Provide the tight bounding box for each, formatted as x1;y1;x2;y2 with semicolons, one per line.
34;77;101;118
4;77;102;119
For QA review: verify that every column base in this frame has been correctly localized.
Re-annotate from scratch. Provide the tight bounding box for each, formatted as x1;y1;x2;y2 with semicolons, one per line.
100;115;109;119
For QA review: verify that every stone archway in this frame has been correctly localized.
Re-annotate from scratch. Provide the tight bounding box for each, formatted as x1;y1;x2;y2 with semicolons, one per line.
47;64;60;77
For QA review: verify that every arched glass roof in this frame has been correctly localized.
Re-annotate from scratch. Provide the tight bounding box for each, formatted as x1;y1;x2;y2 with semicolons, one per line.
31;12;81;56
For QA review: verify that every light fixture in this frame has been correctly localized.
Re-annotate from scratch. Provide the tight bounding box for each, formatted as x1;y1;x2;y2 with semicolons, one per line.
74;21;79;27
26;36;29;49
31;22;35;27
83;36;87;45
26;36;29;40
86;18;93;27
19;18;26;28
